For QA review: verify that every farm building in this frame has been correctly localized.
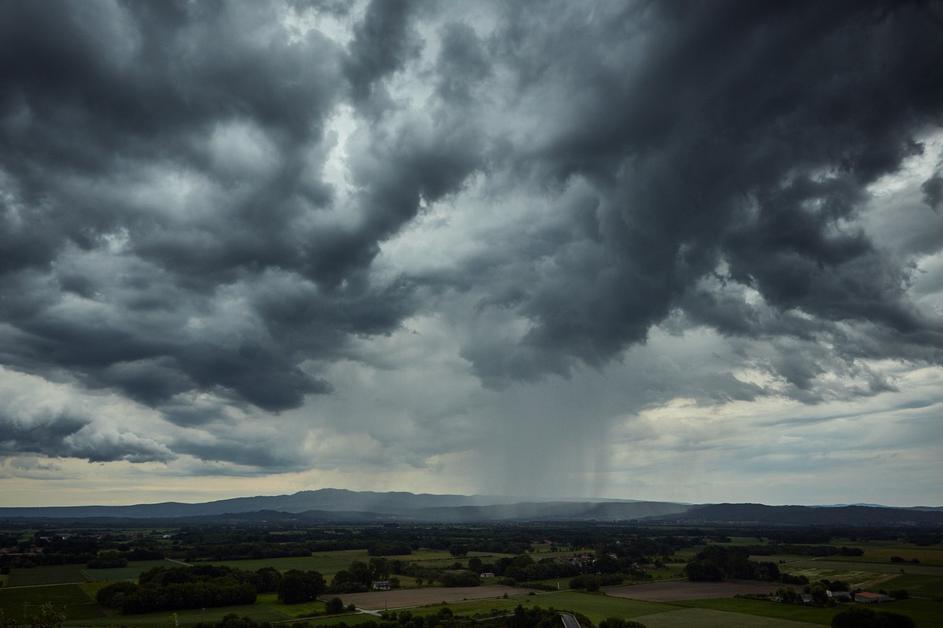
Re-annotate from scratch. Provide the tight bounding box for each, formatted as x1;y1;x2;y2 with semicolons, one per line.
372;580;391;591
480;572;495;579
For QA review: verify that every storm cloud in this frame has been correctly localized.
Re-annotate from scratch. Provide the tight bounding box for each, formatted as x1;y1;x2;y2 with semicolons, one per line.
1;0;942;503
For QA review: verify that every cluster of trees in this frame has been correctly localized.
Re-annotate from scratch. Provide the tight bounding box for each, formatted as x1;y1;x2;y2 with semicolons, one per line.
478;554;580;583
86;550;127;568
97;566;260;613
569;574;624;591
189;543;312;562
330;559;392;593
278;570;326;603
684;546;783;582
0;530;165;570
96;564;337;612
598;620;647;628
188;605;584;628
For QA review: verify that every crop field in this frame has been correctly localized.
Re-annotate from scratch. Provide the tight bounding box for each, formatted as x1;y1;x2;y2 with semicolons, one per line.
512;591;674;623
831;546;943;567
603;579;778;601
0;584;105;622
62;593;331;627
6;564;88;586
203;548;502;576
671;597;943;627
883;573;943;598
64;602;289;627
81;559;177;582
633;607;819;628
759;556;943;578
672;598;840;624
205;549;370;575
330;585;532;610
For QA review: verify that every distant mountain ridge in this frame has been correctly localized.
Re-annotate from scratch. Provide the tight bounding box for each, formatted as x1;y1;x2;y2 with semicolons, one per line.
0;489;688;521
0;489;941;525
0;488;509;519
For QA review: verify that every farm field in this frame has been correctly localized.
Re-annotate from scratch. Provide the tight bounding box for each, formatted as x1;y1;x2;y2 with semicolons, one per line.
672;598;842;625
672;597;943;627
61;592;332;627
81;559;178;582
331;584;532;610
763;556;943;578
0;583;105;622
6;564;88;587
603;579;779;601
633;607;819;628
883;573;943;598
829;546;943;567
64;602;289;627
6;559;191;587
204;550;371;576
203;548;509;576
507;591;674;623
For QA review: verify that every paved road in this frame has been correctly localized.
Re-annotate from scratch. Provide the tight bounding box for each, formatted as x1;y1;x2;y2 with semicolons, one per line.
0;581;86;589
165;557;192;566
560;612;581;628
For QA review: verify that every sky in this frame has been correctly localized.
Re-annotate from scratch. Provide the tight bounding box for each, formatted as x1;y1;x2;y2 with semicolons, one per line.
1;0;943;508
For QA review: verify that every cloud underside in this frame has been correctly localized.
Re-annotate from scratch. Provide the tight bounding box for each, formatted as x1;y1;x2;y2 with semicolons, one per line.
1;0;943;491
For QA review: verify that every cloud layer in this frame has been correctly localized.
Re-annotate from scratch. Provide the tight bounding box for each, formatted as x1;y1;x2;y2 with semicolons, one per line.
1;0;943;504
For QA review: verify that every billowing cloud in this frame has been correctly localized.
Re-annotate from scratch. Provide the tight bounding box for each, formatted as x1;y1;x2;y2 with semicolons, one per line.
0;0;942;505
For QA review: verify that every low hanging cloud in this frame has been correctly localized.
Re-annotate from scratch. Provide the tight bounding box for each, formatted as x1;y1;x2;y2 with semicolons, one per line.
0;0;943;489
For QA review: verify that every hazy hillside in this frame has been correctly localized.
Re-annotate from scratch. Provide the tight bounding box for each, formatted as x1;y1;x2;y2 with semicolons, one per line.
659;503;943;526
0;489;496;519
2;490;940;525
0;489;686;521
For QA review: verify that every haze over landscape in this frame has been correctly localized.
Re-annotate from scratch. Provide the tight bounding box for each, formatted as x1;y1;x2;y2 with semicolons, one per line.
2;0;943;510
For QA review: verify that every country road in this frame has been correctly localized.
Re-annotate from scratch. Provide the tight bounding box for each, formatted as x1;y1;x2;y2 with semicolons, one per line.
560;612;581;628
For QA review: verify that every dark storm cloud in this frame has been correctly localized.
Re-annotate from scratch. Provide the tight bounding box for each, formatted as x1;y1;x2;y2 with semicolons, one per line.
0;406;172;463
344;0;422;108
0;0;471;423
1;0;943;470
445;0;943;386
925;174;943;211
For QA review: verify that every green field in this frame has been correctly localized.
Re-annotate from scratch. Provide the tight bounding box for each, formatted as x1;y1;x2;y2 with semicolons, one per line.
204;548;490;577
62;592;332;627
81;559;177;582
831;547;943;567
7;564;89;587
0;584;105;622
498;591;673;623
400;591;673;623
671;597;943;628
763;557;943;578
634;607;818;628
673;597;841;624
884;573;943;599
206;550;370;576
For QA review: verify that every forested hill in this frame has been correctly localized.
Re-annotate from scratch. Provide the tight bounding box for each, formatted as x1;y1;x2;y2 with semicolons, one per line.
657;503;943;526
